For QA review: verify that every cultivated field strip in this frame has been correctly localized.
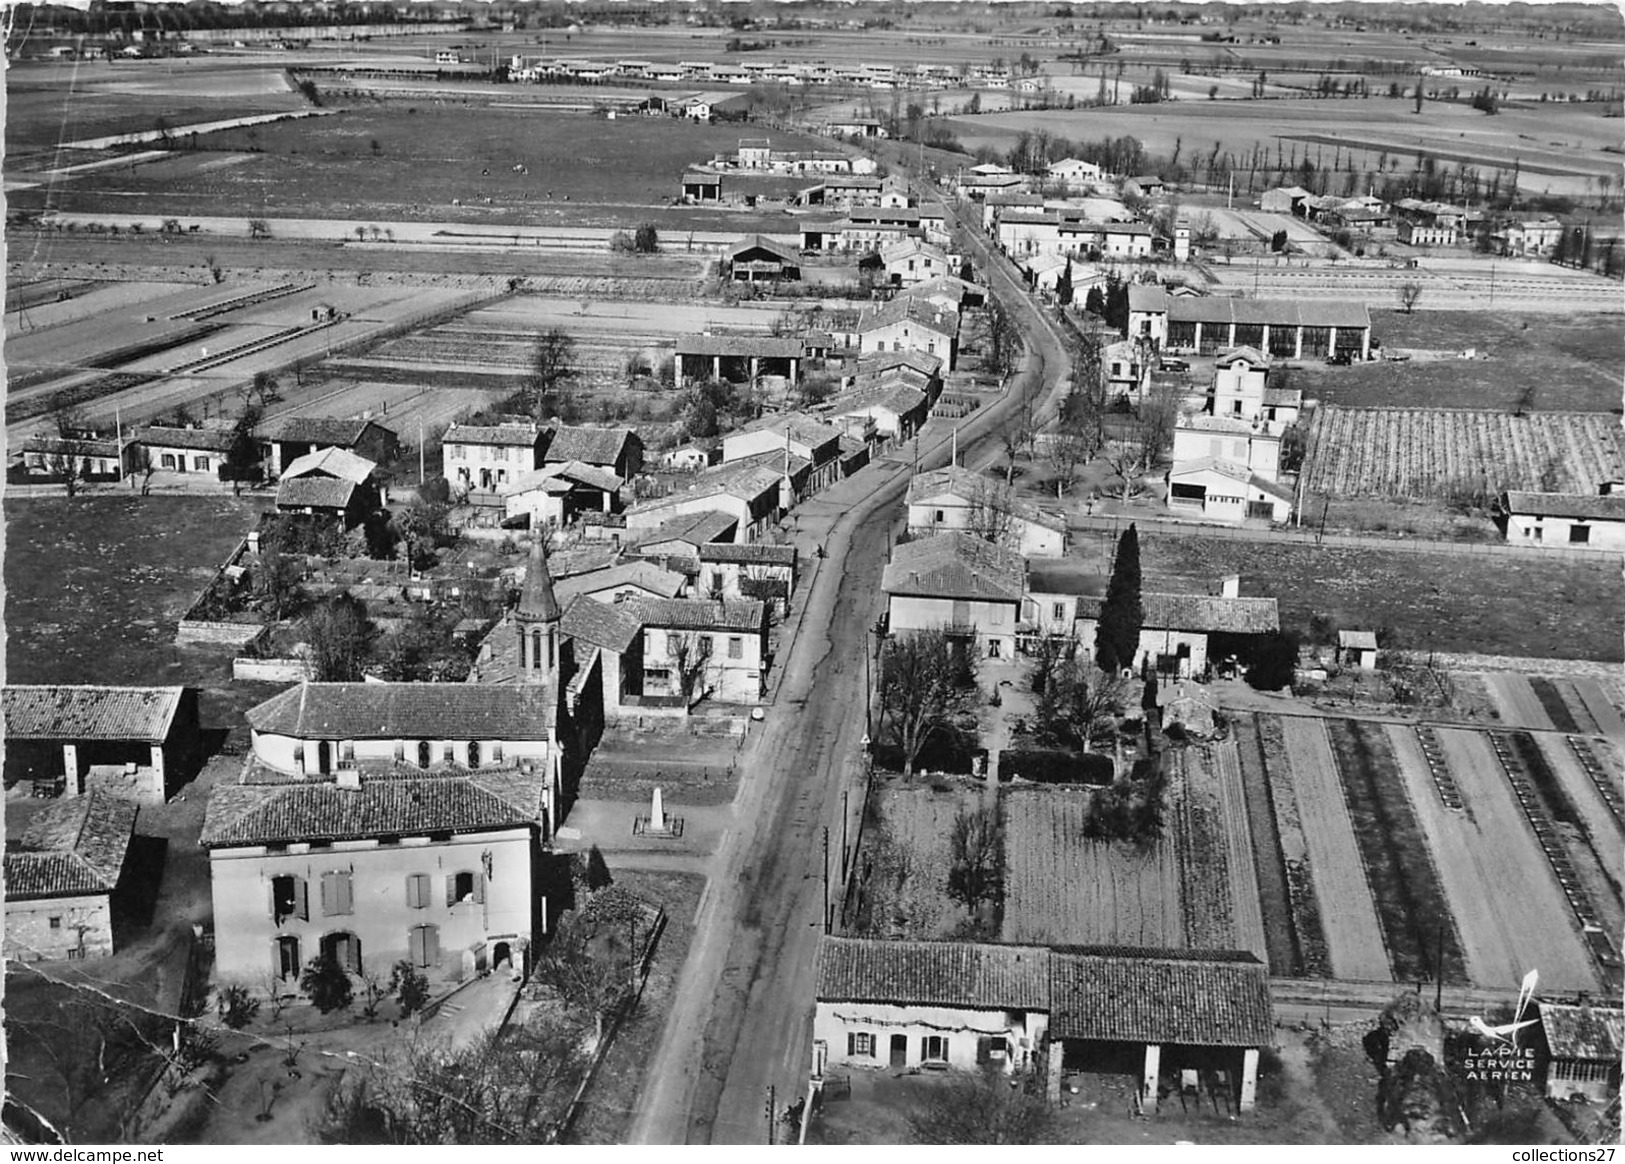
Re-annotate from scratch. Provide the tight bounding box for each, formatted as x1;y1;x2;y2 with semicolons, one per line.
1570;679;1625;740
1564;736;1625;833
1208;741;1270;964
1172;749;1237;950
1278;716;1393;982
1529;677;1589;735
1481;673;1558;732
1002;788;1184;948
1229;716;1300;976
1303;406;1625;500
1486;732;1621;976
1256;714;1330;977
1540;737;1625;883
1412;724;1465;813
1323;719;1469;984
1434;728;1601;990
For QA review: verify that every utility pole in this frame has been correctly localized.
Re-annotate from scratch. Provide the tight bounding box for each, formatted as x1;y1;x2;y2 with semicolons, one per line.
822;826;831;934
418;419;426;486
765;1086;777;1145
841;789;850;877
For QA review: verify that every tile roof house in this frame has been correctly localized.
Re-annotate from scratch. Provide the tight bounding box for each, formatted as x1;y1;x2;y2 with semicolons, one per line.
262;416;398;479
858;297;960;371
634;598;769;705
19;434;133;482
3;685;201;803
501;460;626;531
206;674;567;991
4;794;140;961
1048;947;1273;1046
444;420;545;494
1502;490;1625;550
674;334;810;387
542;425;643;479
1072;588;1280;678
131;425;237;486
1536;1003;1623;1104
826;379;931;442
554;560;686;606
906;465;1068;557
883;531;1027;659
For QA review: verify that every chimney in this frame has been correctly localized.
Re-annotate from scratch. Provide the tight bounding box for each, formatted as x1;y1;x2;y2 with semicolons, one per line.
1219;574;1240;599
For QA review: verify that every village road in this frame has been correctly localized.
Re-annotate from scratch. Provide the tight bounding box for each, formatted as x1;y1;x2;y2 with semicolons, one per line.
626;199;1075;1144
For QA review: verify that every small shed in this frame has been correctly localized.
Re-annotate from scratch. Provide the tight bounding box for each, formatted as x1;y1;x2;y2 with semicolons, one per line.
1537;1003;1623;1105
1338;629;1379;671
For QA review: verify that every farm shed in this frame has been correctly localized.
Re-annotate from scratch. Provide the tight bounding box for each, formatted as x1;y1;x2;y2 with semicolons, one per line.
2;685;200;802
501;462;624;531
261;415;398;479
1130;292;1370;361
1501;491;1625;551
1047;948;1274;1113
725;235;801;283
3;794;140;962
1338;630;1379;671
1166;457;1294;526
1075;590;1280;678
1535;1003;1623;1105
681;169;723;202
813;937;1051;1075
543;425;643;479
674;334;806;387
882;531;1026;660
1259;186;1311;215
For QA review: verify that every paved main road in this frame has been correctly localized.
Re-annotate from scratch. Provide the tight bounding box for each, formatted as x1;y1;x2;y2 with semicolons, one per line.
627;200;1075;1145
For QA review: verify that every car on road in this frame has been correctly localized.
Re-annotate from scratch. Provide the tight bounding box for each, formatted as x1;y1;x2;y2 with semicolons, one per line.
1159;358;1190;372
1326;351;1354;366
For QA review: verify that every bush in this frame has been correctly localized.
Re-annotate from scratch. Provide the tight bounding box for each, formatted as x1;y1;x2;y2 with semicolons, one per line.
301;954;354;1013
389;960;430;1017
217;984;261;1029
1000;748;1114;785
1245;631;1300;692
1081;757;1167;841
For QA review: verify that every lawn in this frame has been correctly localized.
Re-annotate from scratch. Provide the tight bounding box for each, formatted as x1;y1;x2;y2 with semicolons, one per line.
17;102;833;229
1139;533;1625;663
4;493;267;684
1294;310;1623;413
1322;718;1469;985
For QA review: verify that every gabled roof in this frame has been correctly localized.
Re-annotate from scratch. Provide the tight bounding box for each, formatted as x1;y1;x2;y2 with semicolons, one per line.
859;296;960;338
560;594;644;654
727;234;800;265
6;793;139;900
266;416;392;447
445;421;543;448
1215;346;1270;368
828;380;929;420
856;349;944;380
505;460;623;495
676;333;807;359
1049;948;1272;1047
1338;629;1378;650
276;475;359;510
201;769;549;848
880;239;947;265
733;411;843;450
1025;560;1106;598
1166;297;1371;329
23;435;126;458
627;509;740;550
544;425;636;468
135;425;236;452
697;542;797;566
818;936;1050;1010
1080;591;1279;634
906;274;989;307
1127;284;1170;313
555;560;685;604
3;685;185;742
1169;456;1253;485
634;597;766;633
246;683;552;741
1539;1004;1624;1061
906;465;1065;532
1262;386;1302;407
1504;491;1625;522
882;531;1026;603
1181;414;1270;435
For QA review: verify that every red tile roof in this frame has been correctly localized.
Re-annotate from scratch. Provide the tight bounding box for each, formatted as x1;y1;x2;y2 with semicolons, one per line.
1049;948;1273;1046
245;683;552;740
882;531;1026;603
818;937;1050;1010
5;794;139;899
1539;1004;1623;1061
3;685;186;742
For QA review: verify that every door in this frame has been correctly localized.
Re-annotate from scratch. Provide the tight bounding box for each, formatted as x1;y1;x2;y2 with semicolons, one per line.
277;935;300;980
316;740;331;776
890;1034;908;1068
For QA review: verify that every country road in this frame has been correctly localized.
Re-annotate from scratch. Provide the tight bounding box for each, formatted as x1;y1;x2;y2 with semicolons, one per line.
625;198;1074;1145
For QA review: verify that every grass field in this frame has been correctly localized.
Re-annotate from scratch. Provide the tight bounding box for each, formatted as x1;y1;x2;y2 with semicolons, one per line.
853;782;985;941
1141;533;1625;662
1298;310;1624;413
13;102;831;228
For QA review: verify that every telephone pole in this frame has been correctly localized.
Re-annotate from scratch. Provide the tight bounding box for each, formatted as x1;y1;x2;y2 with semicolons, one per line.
822;826;831;934
765;1086;777;1145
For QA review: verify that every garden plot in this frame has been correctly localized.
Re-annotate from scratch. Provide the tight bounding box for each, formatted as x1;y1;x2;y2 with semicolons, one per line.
1479;673;1558;733
855;783;984;942
1229;715;1301;976
1434;728;1602;991
1322;718;1468;985
1561;736;1625;834
1526;677;1596;735
1303;407;1625;501
1535;734;1625;881
1278;715;1392;982
1177;742;1269;962
1570;679;1625;740
1001;787;1184;949
1384;725;1596;992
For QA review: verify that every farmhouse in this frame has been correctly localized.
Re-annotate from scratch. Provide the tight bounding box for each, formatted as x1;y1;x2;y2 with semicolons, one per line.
1501;490;1625;550
906;465;1067;557
19;435;133;483
996;210;1062;258
906;274;988;313
636;598;769;705
1495;218;1563;256
883;532;1026;660
543;425;643;479
1535;1003;1622;1105
444;419;545;494
4;793;140;962
132;424;238;483
826;117;888;138
1259;186;1312;215
262;416;398;479
274;447;380;528
695;542;797;610
1021;559;1106;639
1047;157;1104;190
858;297;960;371
2;685;201;803
1105;339;1152;402
626;459;786;542
815;937;1051;1075
981;192;1045;231
725;235;802;283
1047;948;1272;1113
826;380;931;442
501;462;625;531
1210;348;1300;427
674;333;807;387
1393;200;1466;247
1076;580;1280;677
881;239;950;286
627;510;741;567
1125;175;1165;198
723;412;844;494
1128;287;1371;360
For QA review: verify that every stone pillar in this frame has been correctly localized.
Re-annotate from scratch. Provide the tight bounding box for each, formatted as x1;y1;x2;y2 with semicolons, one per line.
749;356;760;380
1260;324;1270;354
1142;1043;1161;1114
790;356;801;384
1293;326;1303;360
1327;327;1337;359
62;744;80;797
1240;1048;1260;1111
1359;327;1370;361
713;356;722;380
1046;1037;1064;1103
150;744;166;787
1192;322;1202;352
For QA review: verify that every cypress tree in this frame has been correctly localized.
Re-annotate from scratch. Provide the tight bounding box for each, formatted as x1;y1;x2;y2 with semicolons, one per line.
1095;524;1143;674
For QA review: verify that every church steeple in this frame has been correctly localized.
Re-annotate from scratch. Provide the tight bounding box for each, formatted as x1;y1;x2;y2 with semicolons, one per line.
516;536;560;681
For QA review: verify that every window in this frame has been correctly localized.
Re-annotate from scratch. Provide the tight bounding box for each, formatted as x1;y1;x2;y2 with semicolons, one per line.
1052;602;1066;621
195;456;211;472
1570;524;1591;544
340;740;355;763
447;871;483;905
934;509;945;523
728;636;743;660
443;745;456;765
272;874;308;923
319;871;354;916
922;1036;949;1063
848;1032;875;1057
48;916;61;930
408;924;440;969
405;873;431;909
418;740;432;769
161;454;177;470
1534;527;1544;542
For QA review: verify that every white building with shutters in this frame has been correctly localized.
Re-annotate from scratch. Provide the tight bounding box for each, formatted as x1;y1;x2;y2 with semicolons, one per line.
202;681;560;991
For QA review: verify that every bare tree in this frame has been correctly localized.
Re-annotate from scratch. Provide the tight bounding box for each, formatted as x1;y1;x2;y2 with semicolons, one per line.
879;628;972;779
967;478;1017;547
985;293;1023;380
43;391;90;496
1132;378;1183;472
907;1066;1058;1144
526;327;579;420
247;218;271;240
1035;655;1127;751
946;804;1003;915
997;397;1037;481
1044;421;1093;498
1102;437;1145;501
536;928;633;1046
669;632;713;705
1396;281;1424;314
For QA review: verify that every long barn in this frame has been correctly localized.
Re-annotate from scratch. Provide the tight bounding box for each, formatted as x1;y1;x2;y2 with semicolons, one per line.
1129;286;1371;361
